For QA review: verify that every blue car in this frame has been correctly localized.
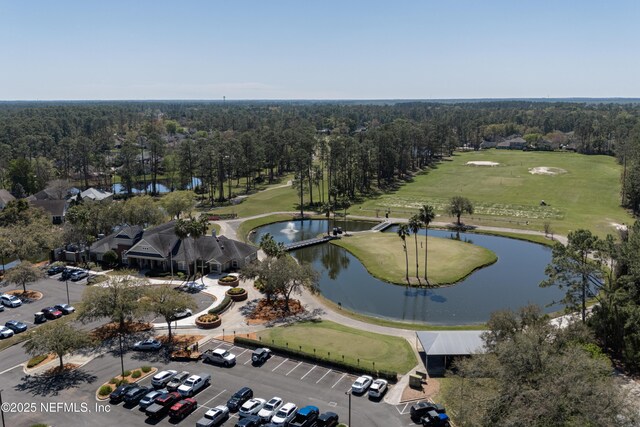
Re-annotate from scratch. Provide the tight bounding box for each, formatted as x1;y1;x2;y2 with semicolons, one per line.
5;320;27;333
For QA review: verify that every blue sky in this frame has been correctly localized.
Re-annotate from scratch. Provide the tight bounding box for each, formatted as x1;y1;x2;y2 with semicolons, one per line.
0;0;638;100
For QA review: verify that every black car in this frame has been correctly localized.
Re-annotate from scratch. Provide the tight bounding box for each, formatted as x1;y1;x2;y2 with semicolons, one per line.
410;401;446;421
5;320;27;333
47;265;65;276
110;384;136;403
60;268;73;281
227;387;253;412
123;385;149;405
234;415;261;427
316;411;339;427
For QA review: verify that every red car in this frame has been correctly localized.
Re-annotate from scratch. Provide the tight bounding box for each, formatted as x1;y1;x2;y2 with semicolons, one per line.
42;307;63;319
169;398;197;420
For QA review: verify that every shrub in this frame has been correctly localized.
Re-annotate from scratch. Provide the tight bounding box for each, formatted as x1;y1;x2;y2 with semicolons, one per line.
102;250;119;267
118;379;129;385
31;424;49;427
254;279;265;292
122;370;131;377
219;275;238;283
141;365;152;373
227;287;246;295
197;314;219;323
98;385;112;397
177;272;185;280
109;377;118;385
131;370;142;379
27;354;48;368
208;296;232;315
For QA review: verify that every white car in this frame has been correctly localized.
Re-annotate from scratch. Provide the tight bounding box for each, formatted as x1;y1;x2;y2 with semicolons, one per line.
368;378;388;398
133;339;162;351
0;326;14;339
257;396;283;421
202;348;237;366
270;402;297;426
0;294;22;308
196;405;229;427
178;373;211;397
238;397;266;417
151;370;178;388
351;375;373;394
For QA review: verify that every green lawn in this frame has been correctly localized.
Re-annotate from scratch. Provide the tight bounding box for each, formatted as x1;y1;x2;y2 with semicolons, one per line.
256;320;417;374
353;151;631;237
332;232;497;286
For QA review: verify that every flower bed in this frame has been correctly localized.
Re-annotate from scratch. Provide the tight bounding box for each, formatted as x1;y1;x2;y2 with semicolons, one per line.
95;366;157;400
195;314;221;329
226;287;248;301
218;275;239;286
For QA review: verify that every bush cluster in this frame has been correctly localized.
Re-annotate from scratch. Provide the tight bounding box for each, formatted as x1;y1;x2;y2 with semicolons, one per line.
219;275;238;283
98;385;112;397
141;365;152;373
27;354;48;368
208;296;232;315
197;314;219;323
226;287;246;295
131;370;142;379
123;370;131;377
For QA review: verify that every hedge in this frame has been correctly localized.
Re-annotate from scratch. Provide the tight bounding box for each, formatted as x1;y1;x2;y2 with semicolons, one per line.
226;287;246;295
208;295;232;315
234;337;397;382
27;354;48;368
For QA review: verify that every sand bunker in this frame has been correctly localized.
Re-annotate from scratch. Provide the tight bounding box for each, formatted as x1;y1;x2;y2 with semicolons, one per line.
466;161;499;166
528;166;567;175
610;222;628;232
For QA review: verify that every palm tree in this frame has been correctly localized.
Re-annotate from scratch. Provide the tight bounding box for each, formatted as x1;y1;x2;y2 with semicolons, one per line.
419;204;436;284
408;215;422;285
397;224;410;285
320;201;333;236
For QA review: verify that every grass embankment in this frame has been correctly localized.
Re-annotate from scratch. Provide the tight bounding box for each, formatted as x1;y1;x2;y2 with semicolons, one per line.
212;175;299;217
331;233;497;286
465;229;555;247
256;320;417;374
354;151;631;237
237;213;298;243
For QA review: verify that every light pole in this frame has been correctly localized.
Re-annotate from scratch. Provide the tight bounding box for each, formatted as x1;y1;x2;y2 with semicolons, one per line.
345;390;352;426
0;388;5;427
65;278;70;305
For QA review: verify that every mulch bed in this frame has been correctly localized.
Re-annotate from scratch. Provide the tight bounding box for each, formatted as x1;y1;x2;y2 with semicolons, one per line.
247;299;305;324
216;333;257;343
7;289;43;300
96;367;158;400
157;334;204;347
44;363;80;376
91;321;153;340
400;378;440;403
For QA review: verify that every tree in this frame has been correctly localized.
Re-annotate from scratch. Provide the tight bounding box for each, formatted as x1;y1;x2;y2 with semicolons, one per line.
160;190;196;219
278;256;319;311
240;256;284;304
102;250;119;268
121;195;165;227
419;204;436;283
4;262;40;293
408;215;422;284
442;306;634;426
23;321;94;369
259;233;286;258
397;224;410;284
541;229;602;323
174;216;209;278
143;285;197;343
447;196;474;226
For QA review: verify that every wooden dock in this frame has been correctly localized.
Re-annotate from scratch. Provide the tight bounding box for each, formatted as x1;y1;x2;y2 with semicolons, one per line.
284;236;338;251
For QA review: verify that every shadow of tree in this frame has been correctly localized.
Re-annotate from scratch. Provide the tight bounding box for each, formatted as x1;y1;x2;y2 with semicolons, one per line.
15;369;97;397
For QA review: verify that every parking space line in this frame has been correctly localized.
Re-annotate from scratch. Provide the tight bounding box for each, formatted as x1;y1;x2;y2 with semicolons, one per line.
286;361;302;376
194;389;227;412
236;348;249;358
0;364;23;375
272;358;289;372
300;365;317;380
332;373;347;389
316;368;332;384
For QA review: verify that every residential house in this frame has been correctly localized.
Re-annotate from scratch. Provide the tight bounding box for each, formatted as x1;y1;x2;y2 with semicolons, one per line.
30;200;67;224
90;225;144;262
72;187;114;202
496;136;527;150
0;189;15;210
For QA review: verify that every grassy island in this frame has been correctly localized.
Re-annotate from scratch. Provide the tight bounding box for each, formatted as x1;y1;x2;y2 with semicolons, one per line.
331;232;497;286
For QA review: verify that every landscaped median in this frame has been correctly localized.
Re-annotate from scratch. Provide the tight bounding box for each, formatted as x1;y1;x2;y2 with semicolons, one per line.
240;320;418;381
331;232;497;286
96;366;157;400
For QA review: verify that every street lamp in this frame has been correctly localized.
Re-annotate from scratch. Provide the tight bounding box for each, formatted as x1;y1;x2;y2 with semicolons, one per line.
0;388;5;427
345;390;352;426
65;278;70;305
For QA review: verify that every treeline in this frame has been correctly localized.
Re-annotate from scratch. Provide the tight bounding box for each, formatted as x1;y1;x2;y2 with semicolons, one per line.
1;101;640;211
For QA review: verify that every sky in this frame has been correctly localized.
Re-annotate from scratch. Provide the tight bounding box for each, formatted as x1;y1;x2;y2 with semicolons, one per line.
0;0;639;100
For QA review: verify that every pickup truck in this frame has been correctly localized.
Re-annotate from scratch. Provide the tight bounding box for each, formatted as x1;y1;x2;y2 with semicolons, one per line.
145;391;181;419
177;373;211;397
288;405;319;427
202;348;236;366
169;397;198;420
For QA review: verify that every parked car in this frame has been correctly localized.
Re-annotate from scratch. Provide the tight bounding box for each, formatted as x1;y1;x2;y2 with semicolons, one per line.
169;397;197;420
0;305;4;312
69;270;89;281
196;404;229;427
202;348;237;366
145;391;181;419
171;308;193;320
139;389;167;409
5;320;27;333
109;384;136;403
288;405;319;427
54;303;75;314
151;370;178;388
234;415;262;427
47;265;65;275
421;410;451;426
316;411;340;427
251;347;272;365
351;375;373;394
257;397;283;422
166;371;190;391
270;402;297;426
177;373;210;397
227;387;253;412
0;326;14;339
410;401;446;422
239;398;266;417
60;268;73;280
0;294;22;308
368;379;388;399
41;307;63;319
123;385;149;405
133;339;162;351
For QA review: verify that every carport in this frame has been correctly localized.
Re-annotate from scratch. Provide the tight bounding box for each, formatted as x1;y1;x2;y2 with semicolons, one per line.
416;331;485;376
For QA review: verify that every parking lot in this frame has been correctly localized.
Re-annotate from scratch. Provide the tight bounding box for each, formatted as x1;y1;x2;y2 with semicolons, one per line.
0;338;419;426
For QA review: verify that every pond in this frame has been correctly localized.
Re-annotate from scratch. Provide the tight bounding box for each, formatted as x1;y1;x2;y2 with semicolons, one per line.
112;177;202;194
251;220;565;325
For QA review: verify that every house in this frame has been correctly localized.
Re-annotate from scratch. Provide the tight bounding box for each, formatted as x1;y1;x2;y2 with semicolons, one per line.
90;221;258;274
479;139;498;149
0;189;15;210
72;187;114;202
29;200;67;224
416;331;485;376
496;136;527;150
